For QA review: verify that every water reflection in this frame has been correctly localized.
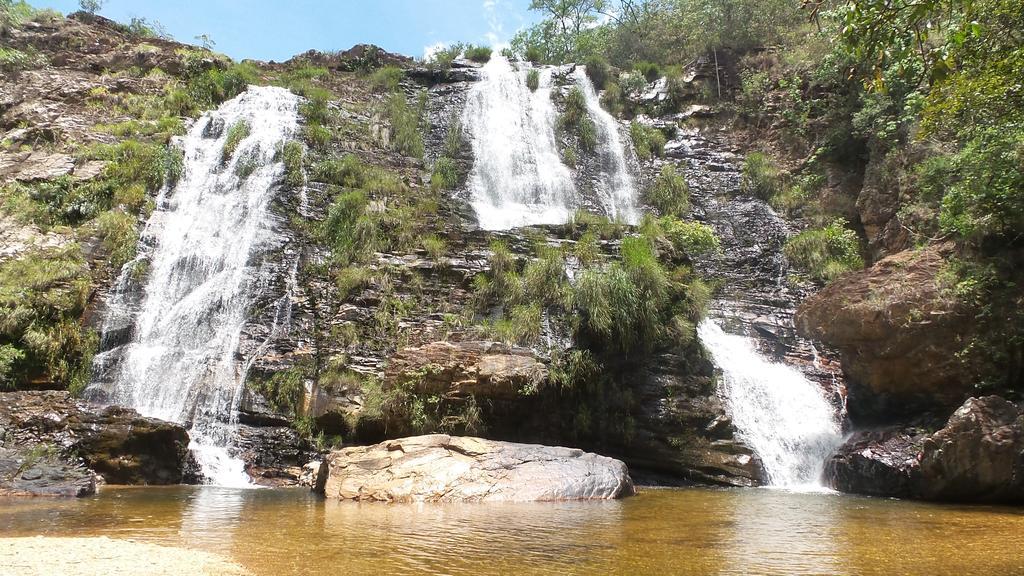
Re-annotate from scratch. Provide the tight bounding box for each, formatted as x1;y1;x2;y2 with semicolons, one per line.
722;488;843;575
2;486;1024;575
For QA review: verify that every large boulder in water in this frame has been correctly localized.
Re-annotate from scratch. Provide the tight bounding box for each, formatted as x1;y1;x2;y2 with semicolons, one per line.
0;391;194;495
316;434;635;502
795;243;975;420
826;396;1024;503
825;426;927;498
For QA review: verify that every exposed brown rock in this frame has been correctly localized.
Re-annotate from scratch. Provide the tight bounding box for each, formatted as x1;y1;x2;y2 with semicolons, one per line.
795;243;974;419
385;341;547;399
318;434;635;502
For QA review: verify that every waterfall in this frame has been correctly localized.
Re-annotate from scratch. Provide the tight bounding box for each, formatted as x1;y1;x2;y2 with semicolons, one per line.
698;320;843;488
92;86;301;487
463;55;576;230
573;68;639;224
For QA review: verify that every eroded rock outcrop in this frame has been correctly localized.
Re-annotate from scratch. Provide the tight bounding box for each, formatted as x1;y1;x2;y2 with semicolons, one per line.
827;396;1024;503
317;434;635;502
386;341;547;399
0;391;194;496
795;243;973;420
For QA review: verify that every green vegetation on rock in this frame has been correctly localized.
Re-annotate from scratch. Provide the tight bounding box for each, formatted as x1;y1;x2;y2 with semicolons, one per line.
784;219;864;282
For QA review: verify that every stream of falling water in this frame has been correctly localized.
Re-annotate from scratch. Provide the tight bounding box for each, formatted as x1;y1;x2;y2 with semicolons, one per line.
92;86;300;486
573;67;639;224
463;55;576;230
698;320;844;488
462;56;638;229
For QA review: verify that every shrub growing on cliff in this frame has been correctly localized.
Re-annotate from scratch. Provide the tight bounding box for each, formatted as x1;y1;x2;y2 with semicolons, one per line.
464;45;492;63
560;87;597;153
526;69;540;91
660;217;720;256
0;246;92;389
741;151;782;201
630;122;666;161
585;55;611;90
369;65;404;93
221;120;250;162
643;165;689;216
784;219;864;282
601;82;624;117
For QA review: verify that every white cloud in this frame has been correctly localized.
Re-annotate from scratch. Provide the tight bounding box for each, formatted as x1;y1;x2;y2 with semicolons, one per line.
423;42;448;61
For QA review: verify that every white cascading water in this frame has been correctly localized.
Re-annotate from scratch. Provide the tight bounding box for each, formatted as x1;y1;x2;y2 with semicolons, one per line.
463;55;576;230
573;67;639;224
698;320;843;488
95;86;300;487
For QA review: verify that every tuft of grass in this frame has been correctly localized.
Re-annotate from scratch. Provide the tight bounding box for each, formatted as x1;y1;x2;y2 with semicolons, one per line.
464;45;492;63
568;210;625;240
386;91;426;159
421;235;447;261
303;123;332;150
369;65;404;93
280;140;305;188
784;219;864;282
314;154;366;187
741;152;782;200
430;157;458;191
526;69;540;91
335;266;372;301
221;120;251;163
630;122;666;161
643;164;689;216
95;211;138;269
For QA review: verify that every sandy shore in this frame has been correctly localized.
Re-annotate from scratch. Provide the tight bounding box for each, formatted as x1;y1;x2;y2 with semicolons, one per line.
0;536;250;576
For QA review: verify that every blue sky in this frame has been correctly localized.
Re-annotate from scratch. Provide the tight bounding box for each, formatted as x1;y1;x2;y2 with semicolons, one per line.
34;0;541;61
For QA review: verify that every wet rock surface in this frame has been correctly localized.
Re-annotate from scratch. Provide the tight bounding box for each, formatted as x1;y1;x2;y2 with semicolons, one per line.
826;426;928;498
234;424;318;487
0;391;194;496
317;434;635;502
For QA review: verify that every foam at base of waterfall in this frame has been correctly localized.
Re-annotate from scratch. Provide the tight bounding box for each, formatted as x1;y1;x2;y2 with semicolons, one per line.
698;320;843;488
189;437;254;489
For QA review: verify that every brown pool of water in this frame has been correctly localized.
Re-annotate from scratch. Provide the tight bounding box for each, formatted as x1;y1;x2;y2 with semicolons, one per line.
1;486;1022;575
